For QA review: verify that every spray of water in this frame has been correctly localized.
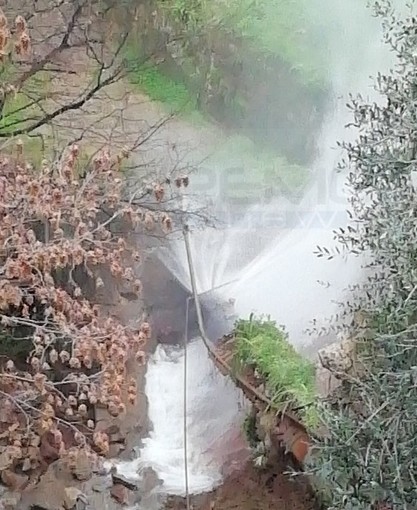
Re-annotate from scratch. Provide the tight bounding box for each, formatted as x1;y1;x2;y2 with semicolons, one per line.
118;1;403;502
160;0;392;351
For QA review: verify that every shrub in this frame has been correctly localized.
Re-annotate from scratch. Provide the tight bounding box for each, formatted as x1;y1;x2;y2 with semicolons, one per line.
310;3;417;508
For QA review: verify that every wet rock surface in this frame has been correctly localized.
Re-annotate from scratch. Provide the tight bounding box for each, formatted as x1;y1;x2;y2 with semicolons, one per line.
13;459;133;510
110;483;131;505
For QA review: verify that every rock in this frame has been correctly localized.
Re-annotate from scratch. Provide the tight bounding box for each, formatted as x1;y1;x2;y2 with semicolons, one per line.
93;458;112;476
318;337;355;374
2;493;21;510
63;487;87;510
71;450;92;481
105;425;120;436
315;363;341;397
110;434;126;446
1;469;29;490
110;483;129;505
27;445;41;462
108;443;123;458
316;338;355;397
141;467;162;493
91;475;113;493
91;483;106;493
40;433;60;465
19;460;73;510
0;451;14;471
111;472;139;491
21;458;32;472
120;291;139;302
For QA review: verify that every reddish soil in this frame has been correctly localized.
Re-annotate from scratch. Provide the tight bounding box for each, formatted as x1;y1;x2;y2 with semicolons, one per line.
165;458;318;510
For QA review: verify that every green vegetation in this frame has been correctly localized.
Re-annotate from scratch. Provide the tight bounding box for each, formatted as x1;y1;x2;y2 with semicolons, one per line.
205;0;327;87
233;316;318;428
159;0;329;88
0;94;30;133
131;66;195;112
125;48;198;113
119;0;329;168
309;4;417;508
0;65;50;129
242;412;261;449
121;0;331;114
0;66;52;164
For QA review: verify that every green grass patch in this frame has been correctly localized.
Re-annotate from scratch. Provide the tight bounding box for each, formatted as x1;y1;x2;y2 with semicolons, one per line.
124;37;198;113
131;65;195;111
0;92;47;166
233;316;319;428
1;70;51;133
0;91;49;166
0;93;32;133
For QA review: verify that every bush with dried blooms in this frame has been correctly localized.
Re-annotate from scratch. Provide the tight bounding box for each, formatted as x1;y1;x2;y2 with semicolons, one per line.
0;140;169;479
0;10;31;60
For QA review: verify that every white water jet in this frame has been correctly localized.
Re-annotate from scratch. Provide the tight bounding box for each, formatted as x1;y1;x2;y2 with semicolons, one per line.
159;0;394;352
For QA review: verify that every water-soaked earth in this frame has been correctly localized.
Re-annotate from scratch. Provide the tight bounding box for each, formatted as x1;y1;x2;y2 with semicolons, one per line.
165;459;318;510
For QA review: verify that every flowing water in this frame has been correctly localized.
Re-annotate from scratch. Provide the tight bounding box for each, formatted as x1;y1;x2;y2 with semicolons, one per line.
117;340;247;499
117;1;404;504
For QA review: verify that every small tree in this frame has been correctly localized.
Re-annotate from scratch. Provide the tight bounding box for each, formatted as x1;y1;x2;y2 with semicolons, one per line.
311;3;417;509
0;2;210;488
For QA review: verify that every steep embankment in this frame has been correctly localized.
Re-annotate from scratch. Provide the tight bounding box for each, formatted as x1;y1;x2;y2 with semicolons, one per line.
117;0;330;165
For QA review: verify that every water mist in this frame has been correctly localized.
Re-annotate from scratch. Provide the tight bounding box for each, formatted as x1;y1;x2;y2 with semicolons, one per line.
118;1;400;504
161;0;392;351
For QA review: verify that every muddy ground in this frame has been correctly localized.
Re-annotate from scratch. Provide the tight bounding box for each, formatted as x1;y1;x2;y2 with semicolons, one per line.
166;458;318;510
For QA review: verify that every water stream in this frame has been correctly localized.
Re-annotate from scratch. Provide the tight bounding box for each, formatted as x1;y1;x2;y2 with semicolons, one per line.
117;340;247;499
117;1;401;505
